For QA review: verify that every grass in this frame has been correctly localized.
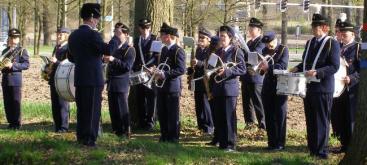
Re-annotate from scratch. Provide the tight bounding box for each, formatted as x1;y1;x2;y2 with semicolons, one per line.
0;102;342;164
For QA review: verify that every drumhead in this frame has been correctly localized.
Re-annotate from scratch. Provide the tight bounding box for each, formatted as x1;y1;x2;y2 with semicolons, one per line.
54;59;75;102
333;57;347;98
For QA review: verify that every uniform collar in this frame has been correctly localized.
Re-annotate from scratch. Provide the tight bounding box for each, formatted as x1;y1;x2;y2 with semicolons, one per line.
167;42;176;50
343;38;355;47
223;45;232;52
251;35;261;42
118;41;129;49
316;34;327;42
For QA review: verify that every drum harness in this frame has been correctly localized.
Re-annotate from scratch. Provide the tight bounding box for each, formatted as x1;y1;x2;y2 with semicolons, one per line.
303;36;332;83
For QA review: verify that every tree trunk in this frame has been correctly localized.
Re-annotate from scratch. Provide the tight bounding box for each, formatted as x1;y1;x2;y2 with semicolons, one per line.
7;1;12;29
327;0;333;33
130;0;174;128
356;9;362;27
37;14;42;56
34;0;39;56
42;0;51;46
345;1;352;23
281;11;287;45
340;0;367;164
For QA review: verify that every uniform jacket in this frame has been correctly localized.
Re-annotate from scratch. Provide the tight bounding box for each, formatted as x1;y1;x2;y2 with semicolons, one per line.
132;34;158;71
156;44;186;93
48;43;68;85
68;25;110;87
1;46;30;87
261;44;289;94
241;35;265;84
296;36;340;93
107;42;136;93
340;41;360;89
193;47;210;92
211;45;246;97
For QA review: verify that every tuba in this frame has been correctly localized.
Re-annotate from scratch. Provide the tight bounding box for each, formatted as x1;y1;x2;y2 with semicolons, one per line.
40;55;54;81
0;47;22;70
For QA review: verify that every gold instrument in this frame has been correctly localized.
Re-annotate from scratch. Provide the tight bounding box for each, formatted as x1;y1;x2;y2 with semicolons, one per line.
145;58;170;89
0;47;22;70
40;55;54;81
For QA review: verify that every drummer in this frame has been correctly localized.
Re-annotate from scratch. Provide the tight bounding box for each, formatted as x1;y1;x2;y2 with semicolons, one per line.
48;27;71;133
290;13;340;159
330;21;360;153
258;31;289;151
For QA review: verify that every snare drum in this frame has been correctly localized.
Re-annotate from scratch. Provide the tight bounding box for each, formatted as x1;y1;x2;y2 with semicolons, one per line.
129;70;150;86
54;59;75;102
276;72;307;98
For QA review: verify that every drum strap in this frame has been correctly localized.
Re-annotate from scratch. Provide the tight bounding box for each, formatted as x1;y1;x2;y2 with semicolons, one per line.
138;36;146;65
303;36;331;72
356;42;360;60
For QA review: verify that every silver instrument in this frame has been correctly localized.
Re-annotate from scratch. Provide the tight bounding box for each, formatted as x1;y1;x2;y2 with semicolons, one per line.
129;66;151;86
145;58;170;89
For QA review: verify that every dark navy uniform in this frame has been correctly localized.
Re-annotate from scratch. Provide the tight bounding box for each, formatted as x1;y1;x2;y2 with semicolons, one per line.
260;32;289;150
109;35;122;54
295;14;340;159
49;31;70;132
191;28;214;134
211;25;246;151
67;3;109;146
1;29;30;129
107;41;135;137
132;20;158;129
240;17;266;129
156;23;186;143
331;22;360;152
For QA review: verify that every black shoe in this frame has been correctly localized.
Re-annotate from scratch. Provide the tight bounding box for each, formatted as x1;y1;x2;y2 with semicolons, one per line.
55;129;68;133
82;140;96;147
266;146;284;151
311;153;328;159
7;125;20;130
205;141;218;146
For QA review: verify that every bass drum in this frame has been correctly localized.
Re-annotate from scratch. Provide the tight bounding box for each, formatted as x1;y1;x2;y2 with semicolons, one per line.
55;59;75;102
333;57;348;98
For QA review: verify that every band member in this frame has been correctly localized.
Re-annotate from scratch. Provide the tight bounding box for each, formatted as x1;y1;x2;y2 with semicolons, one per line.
155;23;186;143
258;32;289;151
132;18;157;130
334;19;343;43
68;3;110;147
210;26;246;151
205;36;221;146
1;28;30;130
48;27;71;133
104;23;135;138
189;28;214;134
331;21;360;153
240;18;266;129
291;13;340;159
109;22;123;53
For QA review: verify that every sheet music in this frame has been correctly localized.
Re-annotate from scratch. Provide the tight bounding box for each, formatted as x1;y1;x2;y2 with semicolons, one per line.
150;41;163;53
208;53;219;67
248;52;258;66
